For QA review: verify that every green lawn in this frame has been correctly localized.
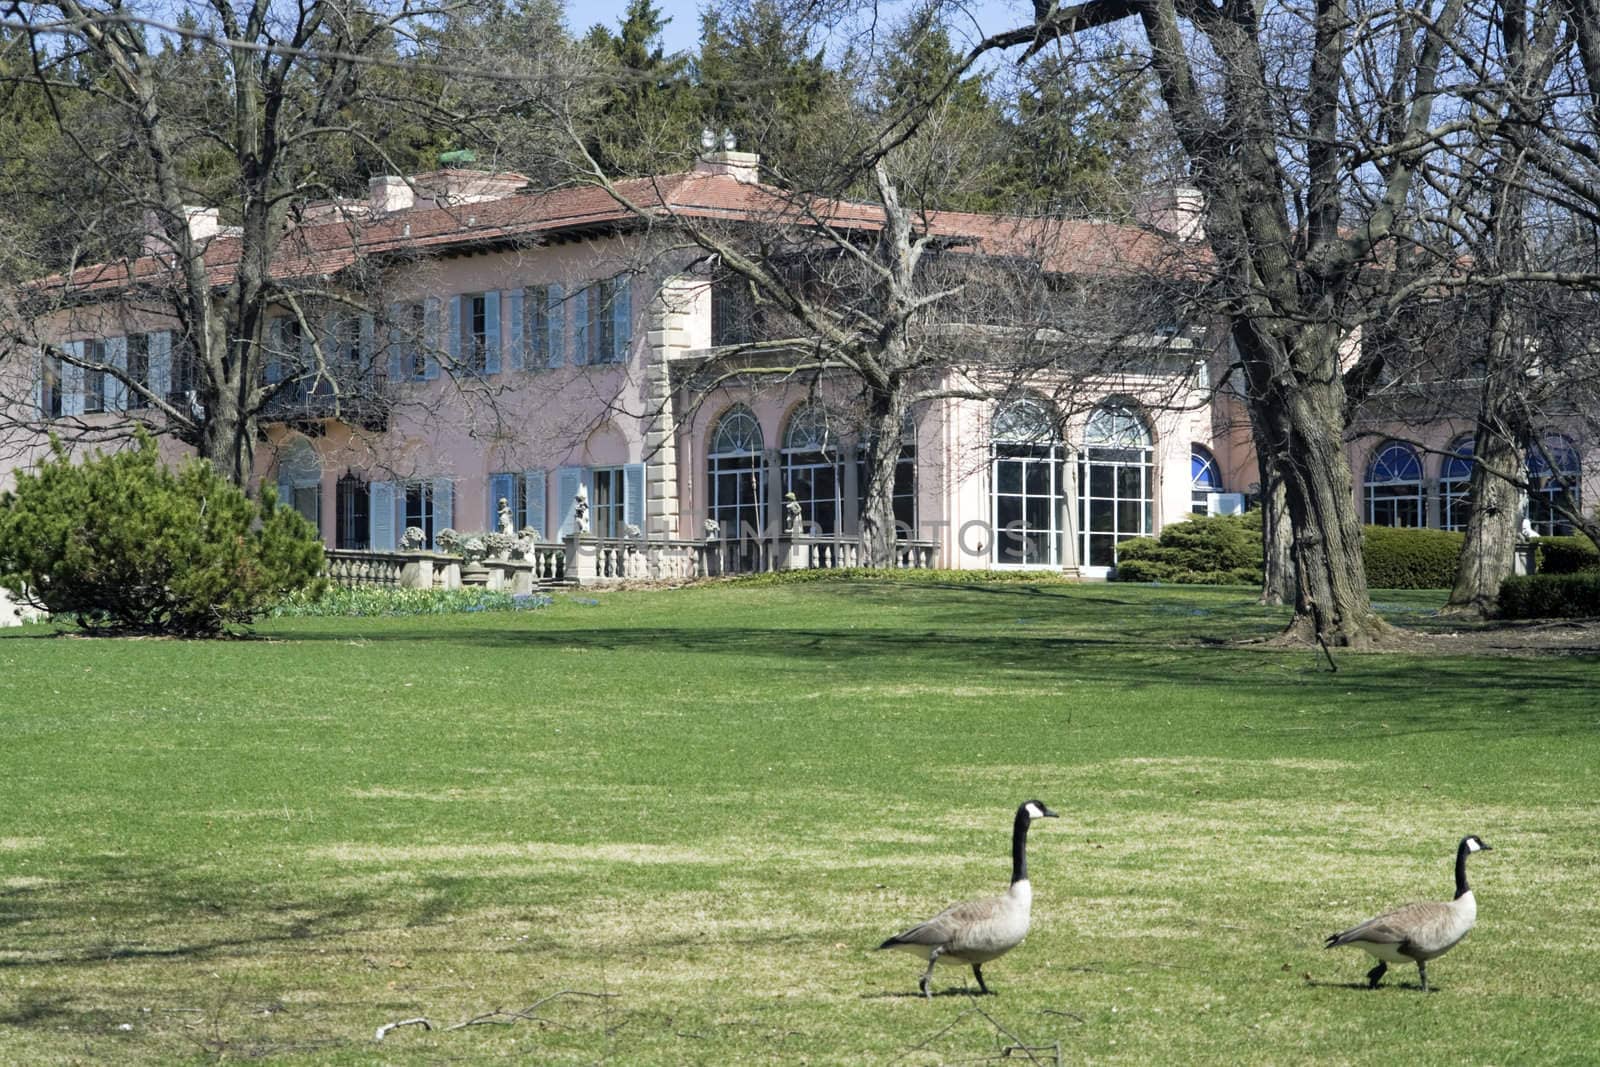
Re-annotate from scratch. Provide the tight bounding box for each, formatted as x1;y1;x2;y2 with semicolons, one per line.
1;581;1596;1064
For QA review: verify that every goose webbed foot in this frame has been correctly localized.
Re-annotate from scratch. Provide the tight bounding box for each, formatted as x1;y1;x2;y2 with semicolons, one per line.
1366;961;1388;989
973;964;991;995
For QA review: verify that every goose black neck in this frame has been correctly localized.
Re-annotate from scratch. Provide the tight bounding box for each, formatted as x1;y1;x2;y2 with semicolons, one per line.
1454;840;1471;900
1011;808;1032;885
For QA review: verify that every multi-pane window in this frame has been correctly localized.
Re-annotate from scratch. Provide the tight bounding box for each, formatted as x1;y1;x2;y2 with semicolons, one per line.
523;285;553;365
126;334;150;410
1527;434;1581;536
1191;445;1222;514
993;399;1065;566
461;292;491;373
394;302;427;380
404;481;440;546
336;471;369;549
1440;436;1475;532
170;337;198;401
1078;402;1153;568
581;275;631;364
1364;442;1424;527
82;339;107;414
708;406;767;544
783;404;842;535
592;467;627;538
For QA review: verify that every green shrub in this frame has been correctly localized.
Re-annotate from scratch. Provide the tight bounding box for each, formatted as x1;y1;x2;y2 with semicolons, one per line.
1111;512;1262;584
1361;526;1464;589
729;567;1078;586
1498;572;1600;619
270;586;553;617
1535;536;1600;575
0;434;325;635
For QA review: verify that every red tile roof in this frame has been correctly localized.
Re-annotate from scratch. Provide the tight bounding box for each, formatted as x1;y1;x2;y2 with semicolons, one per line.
39;169;1192;299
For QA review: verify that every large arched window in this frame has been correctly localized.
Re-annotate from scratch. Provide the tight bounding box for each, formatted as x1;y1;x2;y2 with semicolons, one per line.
1191;444;1222;515
1440;436;1475;532
782;404;842;535
1364;441;1423;527
1078;402;1153;568
708;406;766;542
275;437;322;534
992;399;1064;565
1527;433;1581;536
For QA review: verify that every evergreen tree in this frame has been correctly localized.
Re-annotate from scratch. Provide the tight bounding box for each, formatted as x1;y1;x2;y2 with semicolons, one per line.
583;0;698;175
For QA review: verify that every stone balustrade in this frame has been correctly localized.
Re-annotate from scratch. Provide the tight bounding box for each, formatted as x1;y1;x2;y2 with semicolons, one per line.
323;537;940;590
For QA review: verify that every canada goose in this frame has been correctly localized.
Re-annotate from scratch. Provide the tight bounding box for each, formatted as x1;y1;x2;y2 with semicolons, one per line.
877;800;1059;998
1324;835;1493;991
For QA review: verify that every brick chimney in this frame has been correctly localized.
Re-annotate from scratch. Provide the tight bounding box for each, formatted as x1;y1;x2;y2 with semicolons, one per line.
694;150;761;184
369;175;415;215
141;206;223;256
1133;186;1205;241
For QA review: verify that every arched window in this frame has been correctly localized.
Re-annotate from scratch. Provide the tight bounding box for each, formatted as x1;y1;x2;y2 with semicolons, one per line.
1440;436;1474;532
992;399;1064;566
1078;402;1153;568
782;404;842;535
1191;444;1222;515
1364;442;1423;527
708;406;766;543
275;438;322;534
1527;433;1581;536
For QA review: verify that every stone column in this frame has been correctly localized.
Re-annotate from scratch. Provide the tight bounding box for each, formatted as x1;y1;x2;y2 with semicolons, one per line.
643;277;698;540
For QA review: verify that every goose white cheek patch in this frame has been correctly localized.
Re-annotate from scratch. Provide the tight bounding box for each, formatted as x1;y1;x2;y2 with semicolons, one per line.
1466;838;1481;852
1025;803;1044;819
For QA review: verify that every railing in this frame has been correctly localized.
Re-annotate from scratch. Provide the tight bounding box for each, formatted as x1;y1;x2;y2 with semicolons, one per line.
323;537;941;590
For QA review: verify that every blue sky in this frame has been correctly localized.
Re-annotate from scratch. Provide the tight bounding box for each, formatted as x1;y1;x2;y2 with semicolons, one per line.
566;0;1034;57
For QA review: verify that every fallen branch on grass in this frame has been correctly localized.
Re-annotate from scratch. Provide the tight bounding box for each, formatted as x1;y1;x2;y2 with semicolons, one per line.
374;990;619;1042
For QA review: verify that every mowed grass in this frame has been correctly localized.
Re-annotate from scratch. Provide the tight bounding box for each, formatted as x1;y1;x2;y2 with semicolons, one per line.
1;580;1597;1064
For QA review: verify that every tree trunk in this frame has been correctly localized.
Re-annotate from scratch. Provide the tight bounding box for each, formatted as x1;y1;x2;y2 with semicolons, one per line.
1445;421;1523;615
858;386;905;568
1252;426;1292;606
1243;326;1389;647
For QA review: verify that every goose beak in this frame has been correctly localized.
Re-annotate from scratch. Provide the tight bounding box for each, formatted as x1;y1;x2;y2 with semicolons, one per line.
1041;806;1060;819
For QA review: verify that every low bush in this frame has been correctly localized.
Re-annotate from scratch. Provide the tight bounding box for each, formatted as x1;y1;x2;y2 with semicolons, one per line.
1111;512;1262;584
0;434;324;635
1497;572;1600;619
1361;526;1464;589
730;567;1079;586
269;586;554;618
1535;535;1600;574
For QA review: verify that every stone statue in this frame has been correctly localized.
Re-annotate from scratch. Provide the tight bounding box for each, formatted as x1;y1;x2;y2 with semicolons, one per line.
399;526;427;551
496;496;514;536
572;482;590;535
783;491;803;537
623;522;641;540
1519;516;1540;542
703;517;721;540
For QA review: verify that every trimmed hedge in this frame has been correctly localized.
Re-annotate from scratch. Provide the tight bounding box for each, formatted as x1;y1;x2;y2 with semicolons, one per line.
1535;536;1600;575
1112;512;1263;584
1498;572;1600;619
270;586;553;618
1361;526;1464;589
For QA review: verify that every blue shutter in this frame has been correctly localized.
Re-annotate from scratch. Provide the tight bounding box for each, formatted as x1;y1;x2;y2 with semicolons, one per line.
386;303;406;380
523;468;547;539
546;284;565;368
624;462;645;531
423;297;442;380
572;286;589;366
34;348;45;416
277;467;293;512
447;295;462;372
370;480;397;550
555;465;583;537
320;313;337;371
488;472;514;529
359;313;375;372
611;274;632;363
61;343;85;416
506;288;525;371
483;290;502;374
149;331;172;397
431;477;454;541
105;336;128;410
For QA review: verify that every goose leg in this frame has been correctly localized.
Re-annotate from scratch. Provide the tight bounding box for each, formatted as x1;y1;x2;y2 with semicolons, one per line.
973;964;990;996
919;947;944;999
1366;961;1388;989
1417;961;1428;992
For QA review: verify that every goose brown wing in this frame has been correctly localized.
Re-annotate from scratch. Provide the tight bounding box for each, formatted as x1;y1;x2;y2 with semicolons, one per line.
1325;901;1442;948
880;897;997;949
